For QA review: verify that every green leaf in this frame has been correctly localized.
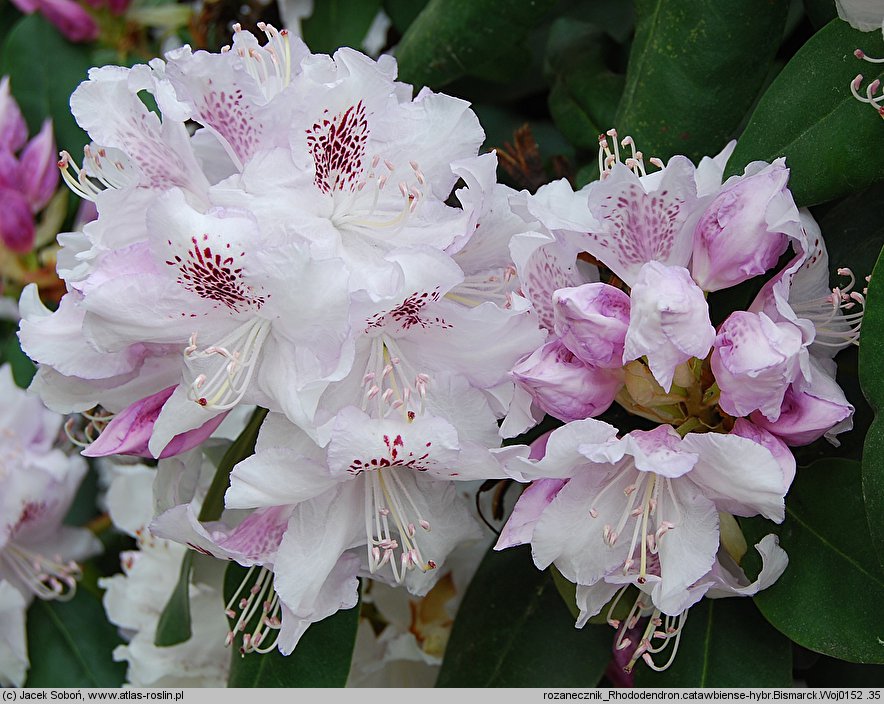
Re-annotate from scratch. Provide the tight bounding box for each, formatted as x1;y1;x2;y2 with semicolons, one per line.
546;19;624;151
724;19;884;206
633;599;792;686
859;243;884;568
394;0;557;89
154;551;194;647
301;0;382;55
199;406;268;522
383;0;428;34
614;0;788;163
742;458;884;664
2;333;36;389
0;15;92;156
225;563;360;687
436;545;612;687
25;588;127;687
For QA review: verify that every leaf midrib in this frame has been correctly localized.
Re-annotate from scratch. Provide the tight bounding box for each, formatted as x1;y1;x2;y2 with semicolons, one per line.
37;600;101;687
786;505;884;589
484;581;547;686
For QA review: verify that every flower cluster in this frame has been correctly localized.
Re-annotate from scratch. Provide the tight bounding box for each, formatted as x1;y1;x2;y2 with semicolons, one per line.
16;26;862;679
0;363;99;687
498;131;858;670
21;24;541;656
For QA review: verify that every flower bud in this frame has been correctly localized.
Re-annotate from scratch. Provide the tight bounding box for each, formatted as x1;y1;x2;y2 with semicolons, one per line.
37;0;100;43
0;77;27;152
18;119;57;211
711;311;807;421
749;358;853;446
82;386;229;459
512;340;622;422
692;162;795;292
0;187;35;252
552;283;630;368
623;261;714;393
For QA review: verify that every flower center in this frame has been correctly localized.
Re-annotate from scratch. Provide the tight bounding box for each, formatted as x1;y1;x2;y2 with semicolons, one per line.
362;468;435;584
598;129;664;179
225;23;295;101
607;587;688;673
790;267;865;349
590;469;681;585
58;145;135;202
446;266;517;308
185;318;272;411
1;541;81;601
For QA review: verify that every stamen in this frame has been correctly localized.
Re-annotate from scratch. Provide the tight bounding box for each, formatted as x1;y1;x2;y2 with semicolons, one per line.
224;566;282;656
185;318;271;411
1;544;81;601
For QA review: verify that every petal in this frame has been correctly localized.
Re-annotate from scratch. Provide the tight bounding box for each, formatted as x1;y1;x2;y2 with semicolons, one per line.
575;581;620;628
583;158;699;286
624;262;714;392
531;467;634;585
273;483;364;618
652;479;719;616
680;432;787;521
0;581;28;687
706;534;788;598
495;479;567;550
276;553;361;655
226;448;340;509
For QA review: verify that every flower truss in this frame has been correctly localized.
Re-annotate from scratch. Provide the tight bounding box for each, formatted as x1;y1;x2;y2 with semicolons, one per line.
497;131;860;671
20;25;541;659
11;15;869;685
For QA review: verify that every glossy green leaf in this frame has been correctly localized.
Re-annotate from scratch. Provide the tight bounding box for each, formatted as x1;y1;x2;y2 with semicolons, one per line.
302;0;382;55
394;0;556;88
225;564;360;687
859;242;884;568
634;598;792;687
724;20;884;206
154;551;194;647
0;15;92;156
383;0;428;34
2;332;36;389
25;588;127;687
436;545;612;687
546;19;624;151
742;459;884;663
615;0;788;162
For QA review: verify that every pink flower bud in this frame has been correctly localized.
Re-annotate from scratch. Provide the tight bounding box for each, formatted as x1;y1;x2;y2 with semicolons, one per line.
692;162;795;292
37;0;100;43
82;385;229;459
0;187;35;252
711;311;807;421
553;283;630;368
105;0;131;14
749;358;853;446
18;119;58;211
0;148;20;190
0;77;27;152
512;339;622;422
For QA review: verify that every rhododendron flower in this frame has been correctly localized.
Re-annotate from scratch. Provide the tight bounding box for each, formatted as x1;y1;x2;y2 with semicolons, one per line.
499;420;790;670
0;364;99;685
